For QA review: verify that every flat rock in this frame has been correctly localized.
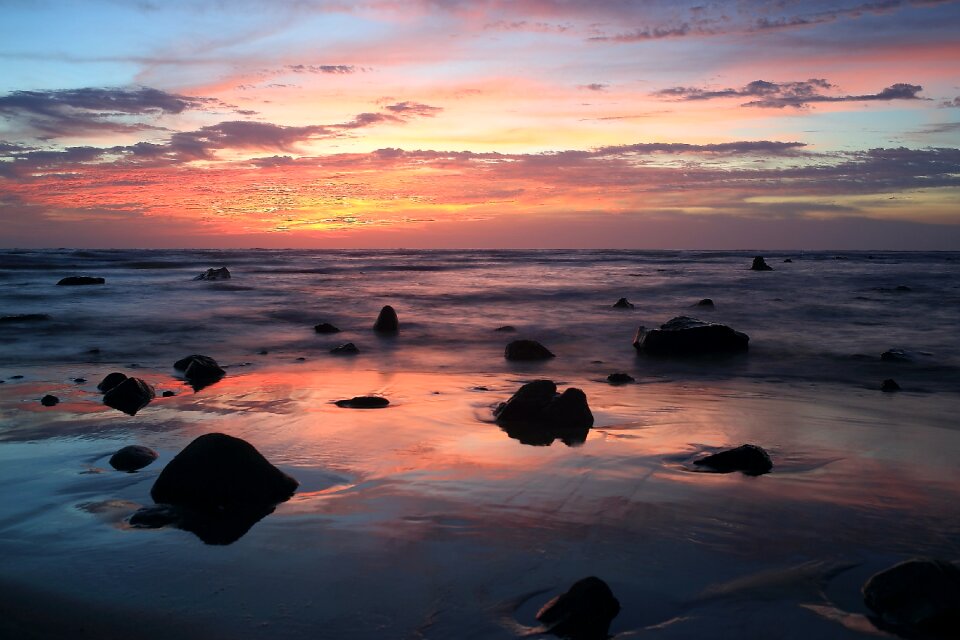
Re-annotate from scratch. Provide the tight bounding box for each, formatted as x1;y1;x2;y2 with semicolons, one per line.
536;576;621;640
694;444;772;475
881;379;901;392
373;305;399;333
633;316;749;356
331;342;359;354
103;377;155;416
97;371;128;392
750;256;773;271
335;396;390;409
173;354;225;389
193;267;231;281
57;276;105;286
606;373;635;384
612;297;634;309
314;322;341;334
40;394;59;407
110;445;159;472
505;339;555;361
863;558;960;636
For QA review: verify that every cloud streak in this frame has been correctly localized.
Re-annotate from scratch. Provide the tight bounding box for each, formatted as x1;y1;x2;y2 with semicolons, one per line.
655;80;925;108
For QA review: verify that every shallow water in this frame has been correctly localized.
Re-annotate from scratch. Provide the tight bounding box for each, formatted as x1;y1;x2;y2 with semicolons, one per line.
1;250;958;638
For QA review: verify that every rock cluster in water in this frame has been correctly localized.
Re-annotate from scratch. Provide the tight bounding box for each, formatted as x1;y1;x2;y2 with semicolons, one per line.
633;316;749;355
494;380;593;446
536;576;621;640
504;339;555;361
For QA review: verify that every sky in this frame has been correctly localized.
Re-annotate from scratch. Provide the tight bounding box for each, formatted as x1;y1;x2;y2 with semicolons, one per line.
0;0;959;249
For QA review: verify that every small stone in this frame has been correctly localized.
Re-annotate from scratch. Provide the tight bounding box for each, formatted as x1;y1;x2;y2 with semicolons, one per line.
505;340;555;361
750;256;773;271
257;349;268;355
494;325;516;332
694;444;772;475
57;276;105;285
193;267;231;281
334;396;390;409
109;445;159;472
162;390;176;397
881;379;901;392
373;305;399;333
314;322;341;334
40;394;59;407
612;297;634;309
296;357;306;361
73;377;86;383
695;298;714;308
330;342;359;355
606;373;635;384
881;349;912;362
783;258;793;263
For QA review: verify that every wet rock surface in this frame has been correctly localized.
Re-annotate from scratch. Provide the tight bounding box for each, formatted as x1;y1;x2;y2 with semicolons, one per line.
103;377;155;415
693;444;772;475
505;339;555;361
536;576;621;640
862;558;960;637
109;445;158;472
633;316;749;356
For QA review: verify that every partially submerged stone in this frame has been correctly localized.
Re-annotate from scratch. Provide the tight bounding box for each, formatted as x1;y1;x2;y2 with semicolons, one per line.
373;305;399;333
314;322;341;334
109;445;158;472
103;377;155;416
173;354;225;389
40;394;59;407
0;313;50;323
612;297;634;309
494;380;593;446
694;444;772;475
750;256;773;271
606;373;635;384
862;558;960;637
695;298;714;308
331;342;359;355
193;267;231;281
494;325;517;332
633;316;749;356
881;379;901;392
505;339;555;361
335;396;390;409
97;371;128;392
536;576;621;640
881;349;913;362
57;276;105;286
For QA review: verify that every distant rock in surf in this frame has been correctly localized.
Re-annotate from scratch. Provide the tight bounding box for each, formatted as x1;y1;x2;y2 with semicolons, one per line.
693;444;772;475
750;256;773;271
881;379;901;392
103;377;155;415
694;298;714;308
606;373;635;384
633;316;749;356
57;276;105;286
314;322;341;334
612;297;634;309
335;396;389;409
881;349;914;363
536;576;620;640
373;305;399;333
494;380;593;446
193;267;231;281
783;258;793;263
97;372;128;392
40;394;59;407
173;354;225;389
109;445;158;472
494;325;516;332
862;558;960;637
0;313;50;323
505;339;555;361
330;342;359;355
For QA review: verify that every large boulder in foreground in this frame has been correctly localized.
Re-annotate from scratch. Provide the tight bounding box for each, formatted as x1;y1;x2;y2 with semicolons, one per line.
633;316;748;356
103;377;155;415
151;433;298;510
862;558;960;637
494;380;593;446
109;445;158;472
693;444;772;476
57;276;105;286
373;305;399;333
536;576;621;640
193;267;231;281
505;339;555;361
173;354;225;389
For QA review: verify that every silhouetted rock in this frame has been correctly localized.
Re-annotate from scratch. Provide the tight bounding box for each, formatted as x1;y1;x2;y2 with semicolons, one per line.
373;305;399;333
73;377;86;383
536;576;621;640
783;258;793;263
97;372;128;392
881;379;901;392
314;322;341;334
541;388;594;430
331;342;359;354
612;297;634;309
862;558;960;637
881;349;912;362
633;316;749;356
505;340;555;361
695;298;714;308
494;380;558;423
335;396;390;409
494;380;593;446
162;390;176;397
750;256;773;271
40;394;59;407
173;354;225;389
109;445;158;472
103;377;155;415
193;267;231;281
0;313;50;323
606;373;635;384
57;276;105;285
694;444;772;475
494;325;516;332
894;285;912;292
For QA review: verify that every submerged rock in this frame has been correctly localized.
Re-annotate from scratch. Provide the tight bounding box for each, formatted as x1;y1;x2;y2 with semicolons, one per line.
173;354;225;389
314;322;341;334
750;256;773;271
862;558;960;637
97;371;128;392
0;313;51;323
494;325;517;332
633;316;749;356
494;380;593;446
881;349;913;362
109;445;158;472
193;267;231;281
536;576;621;640
40;394;59;407
505;339;555;361
694;444;772;475
695;298;714;308
103;377;155;415
783;258;793;263
57;276;105;286
606;373;635;384
335;396;390;409
612;297;634;309
881;379;901;392
330;342;359;355
373;305;399;333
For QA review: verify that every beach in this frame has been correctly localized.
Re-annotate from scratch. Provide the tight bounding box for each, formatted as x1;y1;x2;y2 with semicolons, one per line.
1;249;958;638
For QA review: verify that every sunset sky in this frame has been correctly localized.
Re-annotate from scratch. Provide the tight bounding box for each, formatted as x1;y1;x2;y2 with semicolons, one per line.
1;0;958;248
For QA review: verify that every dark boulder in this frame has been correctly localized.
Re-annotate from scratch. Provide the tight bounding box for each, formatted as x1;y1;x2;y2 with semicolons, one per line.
40;394;59;407
612;297;634;309
314;322;341;334
494;380;593;446
193;267;231;281
73;377;86;383
633;316;749;356
373;305;399;333
750;256;773;271
541;388;594;430
862;558;960;637
173;354;225;389
57;276;105;286
695;298;714;308
505;340;555;361
331;342;359;355
103;377;155;415
162;390;176;397
536;576;621;640
97;371;128;392
494;380;558;423
335;396;390;409
0;313;51;323
881;379;901;392
783;258;793;263
606;373;635;384
694;444;772;475
109;445;158;472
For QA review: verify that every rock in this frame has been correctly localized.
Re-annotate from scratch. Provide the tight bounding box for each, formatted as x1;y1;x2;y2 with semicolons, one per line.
193;267;231;281
162;390;176;397
633;316;749;356
57;276;105;286
373;305;399;333
0;313;51;323
541;388;594;430
612;297;634;309
40;394;59;407
505;340;555;361
694;444;772;475
173;354;225;389
862;558;960;636
894;285;912;292
129;504;182;529
335;396;390;409
494;325;516;332
9;375;23;379
536;576;621;640
103;377;155;415
330;342;359;355
881;349;912;362
750;256;773;271
97;372;128;392
109;445;158;472
494;380;593;446
606;373;635;384
881;379;901;392
314;322;341;334
783;258;793;263
695;298;714;308
493;380;558;423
